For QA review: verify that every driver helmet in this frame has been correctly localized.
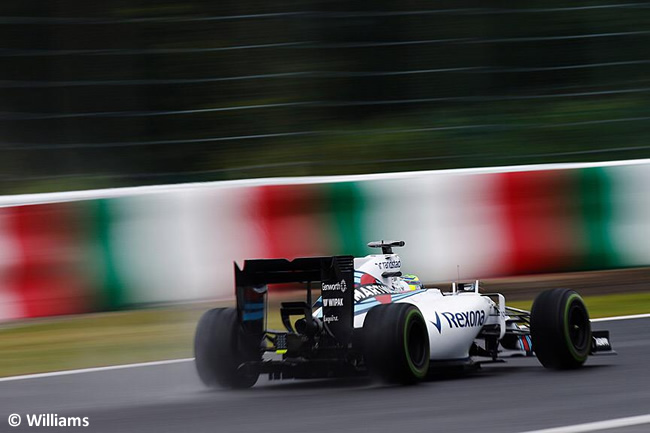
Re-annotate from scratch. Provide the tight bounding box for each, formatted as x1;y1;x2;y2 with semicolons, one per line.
402;274;424;291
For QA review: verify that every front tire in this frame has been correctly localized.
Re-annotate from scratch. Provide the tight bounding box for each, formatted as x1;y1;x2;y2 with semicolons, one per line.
362;303;430;384
194;308;261;389
531;289;591;369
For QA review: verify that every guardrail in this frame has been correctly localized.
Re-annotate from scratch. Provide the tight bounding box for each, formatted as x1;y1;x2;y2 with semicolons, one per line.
1;159;649;320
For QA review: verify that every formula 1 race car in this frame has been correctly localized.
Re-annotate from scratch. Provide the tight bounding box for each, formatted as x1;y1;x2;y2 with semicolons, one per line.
194;241;615;388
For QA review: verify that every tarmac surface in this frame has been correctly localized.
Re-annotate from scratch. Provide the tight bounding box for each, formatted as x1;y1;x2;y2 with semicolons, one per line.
1;317;648;433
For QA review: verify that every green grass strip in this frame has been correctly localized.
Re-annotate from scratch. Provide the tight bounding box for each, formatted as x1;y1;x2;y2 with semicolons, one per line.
508;291;650;318
1;291;649;378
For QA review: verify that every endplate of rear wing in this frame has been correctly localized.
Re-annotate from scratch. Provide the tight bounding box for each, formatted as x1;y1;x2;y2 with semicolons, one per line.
234;255;355;345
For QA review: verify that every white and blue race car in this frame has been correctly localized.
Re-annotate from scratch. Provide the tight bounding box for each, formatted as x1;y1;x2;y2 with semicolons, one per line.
194;240;614;388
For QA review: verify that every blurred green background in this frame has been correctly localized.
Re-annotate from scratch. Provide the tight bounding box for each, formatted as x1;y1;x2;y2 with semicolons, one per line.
1;0;649;194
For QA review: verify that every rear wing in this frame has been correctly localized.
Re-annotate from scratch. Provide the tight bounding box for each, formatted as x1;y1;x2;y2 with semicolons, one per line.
234;255;355;345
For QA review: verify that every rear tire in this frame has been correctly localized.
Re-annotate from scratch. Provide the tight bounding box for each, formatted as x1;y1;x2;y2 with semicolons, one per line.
531;289;591;369
362;303;430;384
194;308;261;389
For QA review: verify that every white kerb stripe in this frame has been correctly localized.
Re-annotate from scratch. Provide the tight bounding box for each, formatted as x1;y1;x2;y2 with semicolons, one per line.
0;358;194;383
591;312;650;322
518;414;650;433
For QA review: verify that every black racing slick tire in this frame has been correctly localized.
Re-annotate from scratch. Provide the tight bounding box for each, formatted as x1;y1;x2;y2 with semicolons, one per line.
530;289;591;369
362;303;430;384
194;307;262;389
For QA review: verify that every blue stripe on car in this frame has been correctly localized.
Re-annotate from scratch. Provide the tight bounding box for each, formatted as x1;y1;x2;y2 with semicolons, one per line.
242;311;264;321
353;290;425;315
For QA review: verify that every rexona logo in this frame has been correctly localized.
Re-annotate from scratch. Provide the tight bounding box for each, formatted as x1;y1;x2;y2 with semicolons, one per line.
430;310;486;333
322;279;347;293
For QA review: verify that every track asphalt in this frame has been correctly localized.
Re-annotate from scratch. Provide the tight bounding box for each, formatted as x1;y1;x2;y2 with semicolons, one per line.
1;317;648;433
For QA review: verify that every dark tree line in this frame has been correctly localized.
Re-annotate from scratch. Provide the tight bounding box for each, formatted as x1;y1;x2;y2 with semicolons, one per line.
0;0;649;193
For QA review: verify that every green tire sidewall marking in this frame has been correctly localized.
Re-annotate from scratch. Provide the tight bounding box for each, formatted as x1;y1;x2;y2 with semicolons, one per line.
563;293;590;362
403;308;428;378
